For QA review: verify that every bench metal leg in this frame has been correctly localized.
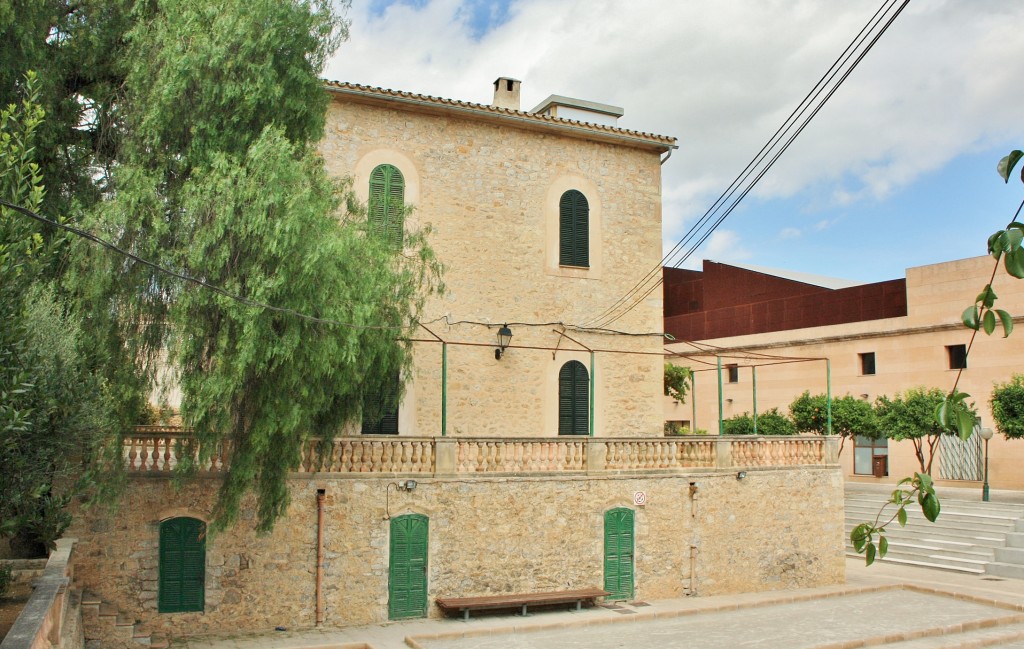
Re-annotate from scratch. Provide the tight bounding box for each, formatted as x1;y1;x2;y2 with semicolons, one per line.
462;609;469;621
575;600;582;611
521;604;529;616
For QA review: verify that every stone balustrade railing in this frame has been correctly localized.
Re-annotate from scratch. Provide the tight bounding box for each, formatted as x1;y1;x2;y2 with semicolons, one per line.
124;430;838;476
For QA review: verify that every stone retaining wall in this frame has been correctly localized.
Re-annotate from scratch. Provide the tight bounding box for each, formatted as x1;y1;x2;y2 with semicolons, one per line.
68;465;844;640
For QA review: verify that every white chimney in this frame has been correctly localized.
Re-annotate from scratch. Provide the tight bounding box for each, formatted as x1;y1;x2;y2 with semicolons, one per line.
492;77;521;110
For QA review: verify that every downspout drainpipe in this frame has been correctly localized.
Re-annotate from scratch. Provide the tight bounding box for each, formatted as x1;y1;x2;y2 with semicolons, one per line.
316;489;325;627
689;544;698;596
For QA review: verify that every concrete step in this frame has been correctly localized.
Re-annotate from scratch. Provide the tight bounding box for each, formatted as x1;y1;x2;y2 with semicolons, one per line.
844;524;1011;549
1007;533;1024;549
148;633;169;649
987;562;1024;580
873;540;995;562
844;552;986;574
995;546;1024;565
848;547;991;572
870;621;1024;648
844;506;1019;531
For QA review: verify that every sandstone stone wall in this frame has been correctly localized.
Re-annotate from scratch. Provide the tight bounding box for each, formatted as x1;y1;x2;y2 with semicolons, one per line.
68;468;843;639
319;97;667;439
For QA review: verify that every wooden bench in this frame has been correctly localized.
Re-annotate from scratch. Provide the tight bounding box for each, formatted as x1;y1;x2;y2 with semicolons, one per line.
435;588;609;621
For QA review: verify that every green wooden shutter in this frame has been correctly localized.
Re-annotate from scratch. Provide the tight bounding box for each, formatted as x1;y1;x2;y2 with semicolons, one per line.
159;517;205;613
389;514;428;619
369;164;405;249
558;361;589;436
559;190;589;267
604;508;635;600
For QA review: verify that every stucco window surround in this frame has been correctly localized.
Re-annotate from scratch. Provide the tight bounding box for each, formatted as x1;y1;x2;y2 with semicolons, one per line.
353;149;422;231
544;175;602;279
545;351;603;436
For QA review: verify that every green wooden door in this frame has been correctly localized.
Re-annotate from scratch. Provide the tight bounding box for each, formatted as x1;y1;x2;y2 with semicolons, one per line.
159;517;206;613
604;508;634;600
389;514;428;619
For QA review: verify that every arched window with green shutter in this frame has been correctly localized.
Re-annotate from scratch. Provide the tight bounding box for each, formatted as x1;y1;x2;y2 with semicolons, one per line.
558;360;589;435
369;164;405;248
559;189;589;267
159;517;206;613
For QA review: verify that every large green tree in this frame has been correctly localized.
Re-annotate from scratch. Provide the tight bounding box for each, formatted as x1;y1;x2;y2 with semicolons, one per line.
2;0;442;533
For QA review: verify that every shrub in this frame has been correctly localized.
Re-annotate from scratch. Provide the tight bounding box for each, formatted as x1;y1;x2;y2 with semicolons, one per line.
0;563;11;599
991;374;1024;439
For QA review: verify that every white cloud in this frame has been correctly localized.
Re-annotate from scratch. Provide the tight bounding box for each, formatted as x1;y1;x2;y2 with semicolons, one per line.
326;0;1024;261
779;227;802;240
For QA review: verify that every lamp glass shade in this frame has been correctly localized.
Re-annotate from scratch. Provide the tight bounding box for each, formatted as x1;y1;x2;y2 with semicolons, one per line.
497;325;513;350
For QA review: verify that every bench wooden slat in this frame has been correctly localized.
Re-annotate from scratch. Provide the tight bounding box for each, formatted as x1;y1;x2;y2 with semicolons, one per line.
435;588;609;620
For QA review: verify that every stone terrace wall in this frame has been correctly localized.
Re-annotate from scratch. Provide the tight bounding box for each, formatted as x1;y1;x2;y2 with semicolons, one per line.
67;466;843;639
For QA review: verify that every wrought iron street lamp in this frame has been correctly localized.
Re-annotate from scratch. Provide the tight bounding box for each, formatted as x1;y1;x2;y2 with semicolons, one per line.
980;427;994;502
495;324;513;360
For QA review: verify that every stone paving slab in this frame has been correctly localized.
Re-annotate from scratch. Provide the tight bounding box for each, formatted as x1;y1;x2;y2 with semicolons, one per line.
411;589;1023;649
173;559;1024;649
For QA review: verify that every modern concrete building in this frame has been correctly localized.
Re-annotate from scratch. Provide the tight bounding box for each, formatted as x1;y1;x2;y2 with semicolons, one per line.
664;256;1024;490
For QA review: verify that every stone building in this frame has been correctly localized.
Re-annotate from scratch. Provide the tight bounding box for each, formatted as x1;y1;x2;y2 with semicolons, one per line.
67;79;845;642
663;256;1024;490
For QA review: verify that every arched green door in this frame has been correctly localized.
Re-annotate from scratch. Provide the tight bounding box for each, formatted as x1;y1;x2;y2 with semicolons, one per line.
389;514;428;619
604;508;634;600
159;517;206;613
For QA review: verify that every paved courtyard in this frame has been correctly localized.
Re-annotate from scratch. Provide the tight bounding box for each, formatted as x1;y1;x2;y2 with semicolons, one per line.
174;558;1024;649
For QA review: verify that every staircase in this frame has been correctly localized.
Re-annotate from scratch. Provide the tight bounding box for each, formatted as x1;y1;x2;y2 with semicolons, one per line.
79;589;168;649
845;487;1024;577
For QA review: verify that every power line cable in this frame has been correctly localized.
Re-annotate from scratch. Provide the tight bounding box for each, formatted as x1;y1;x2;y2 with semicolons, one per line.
1;199;674;338
583;0;909;329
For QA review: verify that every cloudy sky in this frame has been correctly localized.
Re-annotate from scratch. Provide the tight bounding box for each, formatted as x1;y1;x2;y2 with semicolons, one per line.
323;0;1024;284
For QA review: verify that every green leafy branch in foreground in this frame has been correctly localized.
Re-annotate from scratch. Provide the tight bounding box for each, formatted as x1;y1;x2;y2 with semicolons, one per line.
852;149;1022;565
850;473;940;565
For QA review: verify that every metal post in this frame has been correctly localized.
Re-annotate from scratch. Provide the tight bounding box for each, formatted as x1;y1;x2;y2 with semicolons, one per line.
589;351;595;437
983;436;991;502
691;375;697;433
441;342;447;437
826;359;833;436
716;357;724;435
752;366;758;436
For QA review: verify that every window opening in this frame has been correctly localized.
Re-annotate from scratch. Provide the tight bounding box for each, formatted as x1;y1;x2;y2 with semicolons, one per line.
859;352;876;376
947;344;967;370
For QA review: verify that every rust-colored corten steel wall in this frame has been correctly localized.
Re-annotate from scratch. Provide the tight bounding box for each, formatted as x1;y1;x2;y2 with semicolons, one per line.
663;261;907;341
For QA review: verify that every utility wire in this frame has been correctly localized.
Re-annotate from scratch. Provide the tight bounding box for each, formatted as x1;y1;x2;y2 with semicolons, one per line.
1;199;673;339
583;0;909;329
0;198;408;330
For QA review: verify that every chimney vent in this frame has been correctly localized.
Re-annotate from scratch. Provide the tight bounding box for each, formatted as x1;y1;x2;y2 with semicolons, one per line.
492;77;521;111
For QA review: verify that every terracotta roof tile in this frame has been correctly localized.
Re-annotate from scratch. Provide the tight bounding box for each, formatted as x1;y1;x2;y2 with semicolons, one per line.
322;80;677;149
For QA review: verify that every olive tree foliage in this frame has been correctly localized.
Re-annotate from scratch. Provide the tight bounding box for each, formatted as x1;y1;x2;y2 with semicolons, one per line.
1;76;120;555
2;1;443;534
991;374;1024;440
789;391;879;454
853;150;1024;566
